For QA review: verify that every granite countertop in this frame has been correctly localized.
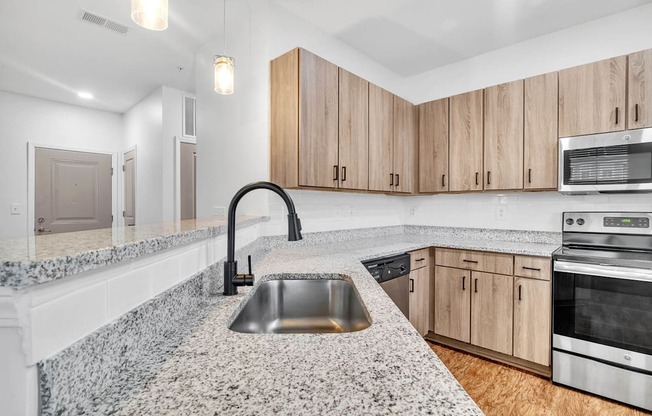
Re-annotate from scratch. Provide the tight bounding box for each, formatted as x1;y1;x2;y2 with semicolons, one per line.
0;216;266;289
116;233;559;415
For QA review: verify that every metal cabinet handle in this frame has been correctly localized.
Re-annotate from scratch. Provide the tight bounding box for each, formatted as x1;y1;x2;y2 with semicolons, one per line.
390;173;394;186
487;171;491;185
635;104;640;122
333;165;338;181
518;284;522;301
37;227;52;233
528;168;532;184
341;166;346;182
409;278;414;293
462;276;466;290
474;278;478;293
463;259;478;264
441;174;446;188
522;266;541;272
475;172;479;186
395;174;400;187
615;107;619;125
415;258;425;262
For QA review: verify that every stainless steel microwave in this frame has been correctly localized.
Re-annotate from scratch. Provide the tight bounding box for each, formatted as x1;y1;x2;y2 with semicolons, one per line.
559;128;652;194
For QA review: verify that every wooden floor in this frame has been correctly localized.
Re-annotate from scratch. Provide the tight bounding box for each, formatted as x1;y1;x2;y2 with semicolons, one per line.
429;342;651;416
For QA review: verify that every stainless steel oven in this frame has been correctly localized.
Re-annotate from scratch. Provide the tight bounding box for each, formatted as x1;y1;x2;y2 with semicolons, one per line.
552;212;652;411
558;128;652;194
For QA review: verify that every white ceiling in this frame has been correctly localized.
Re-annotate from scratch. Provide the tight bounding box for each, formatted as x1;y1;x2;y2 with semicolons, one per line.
1;0;651;113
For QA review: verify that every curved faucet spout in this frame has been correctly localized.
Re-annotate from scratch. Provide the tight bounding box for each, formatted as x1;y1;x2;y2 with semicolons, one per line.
224;181;302;296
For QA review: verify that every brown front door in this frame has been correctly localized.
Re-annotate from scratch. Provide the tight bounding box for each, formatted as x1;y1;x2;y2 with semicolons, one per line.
123;149;136;226
180;142;196;220
34;147;112;235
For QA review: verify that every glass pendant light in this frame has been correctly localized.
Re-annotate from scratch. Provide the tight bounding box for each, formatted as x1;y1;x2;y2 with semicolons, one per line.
131;0;169;31
214;0;234;95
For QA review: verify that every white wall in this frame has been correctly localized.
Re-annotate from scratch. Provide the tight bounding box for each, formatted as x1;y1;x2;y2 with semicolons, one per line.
0;91;123;238
122;88;163;225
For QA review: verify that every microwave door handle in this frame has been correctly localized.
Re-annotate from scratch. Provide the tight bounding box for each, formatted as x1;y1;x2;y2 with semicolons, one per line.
554;261;652;283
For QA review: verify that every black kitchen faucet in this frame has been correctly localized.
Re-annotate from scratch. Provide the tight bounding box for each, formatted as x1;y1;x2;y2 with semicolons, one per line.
223;181;302;296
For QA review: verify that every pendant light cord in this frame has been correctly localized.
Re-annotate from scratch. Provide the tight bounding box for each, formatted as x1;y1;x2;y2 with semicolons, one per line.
223;0;227;54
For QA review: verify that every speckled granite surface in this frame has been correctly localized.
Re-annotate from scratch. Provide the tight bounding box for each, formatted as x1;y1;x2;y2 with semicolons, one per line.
0;216;266;290
37;226;562;415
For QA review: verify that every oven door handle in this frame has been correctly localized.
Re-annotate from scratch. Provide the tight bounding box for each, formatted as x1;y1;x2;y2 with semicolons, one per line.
554;261;652;283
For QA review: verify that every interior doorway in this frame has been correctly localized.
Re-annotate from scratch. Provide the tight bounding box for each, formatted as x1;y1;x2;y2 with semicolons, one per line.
34;147;113;235
123;148;136;226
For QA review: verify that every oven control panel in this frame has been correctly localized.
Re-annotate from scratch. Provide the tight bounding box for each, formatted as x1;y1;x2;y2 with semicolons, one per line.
563;212;652;235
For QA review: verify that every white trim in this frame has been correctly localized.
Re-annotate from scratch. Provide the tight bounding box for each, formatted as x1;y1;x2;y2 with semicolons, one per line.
118;146;137;227
27;142;118;235
174;136;197;221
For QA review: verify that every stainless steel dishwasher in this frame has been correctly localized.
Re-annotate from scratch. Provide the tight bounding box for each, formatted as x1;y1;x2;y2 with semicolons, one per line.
362;253;411;317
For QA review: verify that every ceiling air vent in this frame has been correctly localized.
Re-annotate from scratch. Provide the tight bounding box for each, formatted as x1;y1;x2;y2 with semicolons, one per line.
78;9;130;35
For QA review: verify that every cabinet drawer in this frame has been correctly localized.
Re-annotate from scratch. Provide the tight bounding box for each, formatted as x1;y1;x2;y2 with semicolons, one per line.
514;256;551;281
435;248;513;275
410;248;430;270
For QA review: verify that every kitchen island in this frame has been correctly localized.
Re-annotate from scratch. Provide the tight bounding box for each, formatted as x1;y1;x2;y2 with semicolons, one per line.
2;222;560;415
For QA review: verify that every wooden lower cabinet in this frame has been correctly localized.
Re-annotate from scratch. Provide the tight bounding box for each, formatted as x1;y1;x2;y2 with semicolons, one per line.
470;272;514;355
409;266;431;336
513;277;551;366
434;266;471;343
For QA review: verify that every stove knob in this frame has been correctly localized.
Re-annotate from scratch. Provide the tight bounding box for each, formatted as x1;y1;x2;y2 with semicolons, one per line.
576;218;585;226
566;218;574;225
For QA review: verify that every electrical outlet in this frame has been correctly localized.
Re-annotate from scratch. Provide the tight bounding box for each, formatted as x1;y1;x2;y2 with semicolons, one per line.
409;206;417;216
496;206;506;220
10;203;21;215
213;206;226;217
348;206;355;217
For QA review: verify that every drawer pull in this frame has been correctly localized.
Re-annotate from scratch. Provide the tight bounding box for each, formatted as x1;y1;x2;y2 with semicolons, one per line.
462;276;466;290
463;259;479;264
522;266;541;272
415;258;425;262
409;278;414;293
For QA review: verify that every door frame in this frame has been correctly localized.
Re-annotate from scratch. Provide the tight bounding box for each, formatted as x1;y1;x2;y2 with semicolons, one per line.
119;145;138;227
27;142;119;235
174;136;197;221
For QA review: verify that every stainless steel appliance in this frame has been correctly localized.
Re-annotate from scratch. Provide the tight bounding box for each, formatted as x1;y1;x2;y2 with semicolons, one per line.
558;127;652;194
362;253;411;317
552;212;652;411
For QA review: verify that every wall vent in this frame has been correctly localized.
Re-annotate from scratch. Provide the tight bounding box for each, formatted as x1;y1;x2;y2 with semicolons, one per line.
78;9;130;35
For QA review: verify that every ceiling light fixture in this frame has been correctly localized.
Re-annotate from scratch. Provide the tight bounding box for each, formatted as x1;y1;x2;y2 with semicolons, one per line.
214;0;234;95
78;92;93;99
131;0;168;31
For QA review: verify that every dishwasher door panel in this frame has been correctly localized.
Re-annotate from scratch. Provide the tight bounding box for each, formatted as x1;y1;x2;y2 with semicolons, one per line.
380;275;409;318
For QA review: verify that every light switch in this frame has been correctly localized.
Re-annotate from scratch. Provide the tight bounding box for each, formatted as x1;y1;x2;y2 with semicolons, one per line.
10;203;21;215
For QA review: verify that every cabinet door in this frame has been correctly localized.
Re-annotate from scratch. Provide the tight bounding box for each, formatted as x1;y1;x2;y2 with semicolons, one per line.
409;266;431;337
471;271;513;355
484;80;524;190
524;72;558;190
514;277;551;366
393;96;417;194
338;68;369;190
434;266;471;343
298;49;339;188
559;56;626;137
449;90;483;192
270;49;299;188
628;49;652;129
419;98;449;193
368;84;394;192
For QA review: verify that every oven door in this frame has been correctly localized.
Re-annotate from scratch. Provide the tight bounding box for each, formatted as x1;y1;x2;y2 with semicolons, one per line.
553;261;652;372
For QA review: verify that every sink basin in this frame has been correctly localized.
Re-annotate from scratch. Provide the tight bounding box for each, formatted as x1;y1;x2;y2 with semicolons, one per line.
229;277;371;334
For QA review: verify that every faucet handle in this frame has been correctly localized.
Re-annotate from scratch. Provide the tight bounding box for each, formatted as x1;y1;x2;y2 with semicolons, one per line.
232;254;255;287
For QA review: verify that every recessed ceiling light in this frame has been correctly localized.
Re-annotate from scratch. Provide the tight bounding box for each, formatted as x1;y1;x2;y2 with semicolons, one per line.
78;92;93;99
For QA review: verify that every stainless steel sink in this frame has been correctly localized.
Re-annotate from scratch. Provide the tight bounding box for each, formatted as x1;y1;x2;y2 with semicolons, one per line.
229;277;371;334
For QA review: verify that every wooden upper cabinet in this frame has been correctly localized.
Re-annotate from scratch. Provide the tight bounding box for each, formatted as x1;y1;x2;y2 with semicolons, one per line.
419;98;449;193
298;49;339;188
559;56;627;137
434;266;471;343
338;68;369;191
369;84;394;192
449;90;484;192
628;49;652;129
393;96;417;194
270;49;299;188
524;72;558;190
484;80;524;190
514;277;551;366
471;271;514;355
